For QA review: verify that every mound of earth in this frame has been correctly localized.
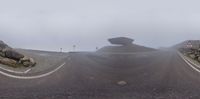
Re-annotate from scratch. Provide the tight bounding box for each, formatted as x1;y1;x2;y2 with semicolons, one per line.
97;44;156;53
0;41;36;67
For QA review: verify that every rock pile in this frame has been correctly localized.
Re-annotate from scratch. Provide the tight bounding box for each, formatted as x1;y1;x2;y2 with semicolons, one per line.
0;41;36;67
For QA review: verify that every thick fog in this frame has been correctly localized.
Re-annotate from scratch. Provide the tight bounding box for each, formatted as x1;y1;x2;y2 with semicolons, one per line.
1;0;200;51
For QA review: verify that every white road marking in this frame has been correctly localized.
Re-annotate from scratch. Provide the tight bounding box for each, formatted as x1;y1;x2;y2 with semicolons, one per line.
180;54;200;69
178;52;200;73
24;69;32;73
0;66;31;74
0;62;66;79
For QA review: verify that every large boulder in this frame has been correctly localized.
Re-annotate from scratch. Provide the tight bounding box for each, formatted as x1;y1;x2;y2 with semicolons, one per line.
19;56;36;67
4;49;24;61
108;37;134;45
0;57;18;67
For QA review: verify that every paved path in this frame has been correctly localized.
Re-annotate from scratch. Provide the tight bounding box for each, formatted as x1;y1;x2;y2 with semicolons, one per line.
0;50;200;99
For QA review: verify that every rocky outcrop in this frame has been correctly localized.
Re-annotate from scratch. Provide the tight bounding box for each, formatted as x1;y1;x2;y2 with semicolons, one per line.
108;37;134;45
0;40;36;67
97;37;156;53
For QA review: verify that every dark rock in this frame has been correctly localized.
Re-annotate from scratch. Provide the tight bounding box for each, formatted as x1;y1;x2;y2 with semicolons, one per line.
4;50;24;61
108;37;134;45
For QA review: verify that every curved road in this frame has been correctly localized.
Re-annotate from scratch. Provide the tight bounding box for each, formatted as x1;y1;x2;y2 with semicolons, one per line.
0;50;200;99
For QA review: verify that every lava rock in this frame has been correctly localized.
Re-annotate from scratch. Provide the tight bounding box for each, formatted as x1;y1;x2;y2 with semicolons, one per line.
0;58;17;67
20;56;36;67
4;49;24;61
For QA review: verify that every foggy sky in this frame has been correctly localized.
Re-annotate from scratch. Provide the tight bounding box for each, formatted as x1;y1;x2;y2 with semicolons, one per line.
1;0;200;52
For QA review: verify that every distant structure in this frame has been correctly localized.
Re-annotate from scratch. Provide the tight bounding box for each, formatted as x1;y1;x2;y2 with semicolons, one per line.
96;47;99;50
73;45;76;51
60;48;62;52
108;37;134;46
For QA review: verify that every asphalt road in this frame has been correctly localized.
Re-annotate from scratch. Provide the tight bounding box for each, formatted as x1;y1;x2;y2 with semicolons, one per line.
0;50;200;99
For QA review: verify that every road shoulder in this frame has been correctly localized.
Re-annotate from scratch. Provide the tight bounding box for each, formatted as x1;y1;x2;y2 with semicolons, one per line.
178;51;200;73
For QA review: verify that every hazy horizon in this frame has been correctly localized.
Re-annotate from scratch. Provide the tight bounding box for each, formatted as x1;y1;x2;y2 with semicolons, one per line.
1;0;200;52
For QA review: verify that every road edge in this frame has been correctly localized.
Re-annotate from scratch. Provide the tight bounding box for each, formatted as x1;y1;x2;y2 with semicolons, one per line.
178;51;200;73
0;62;66;80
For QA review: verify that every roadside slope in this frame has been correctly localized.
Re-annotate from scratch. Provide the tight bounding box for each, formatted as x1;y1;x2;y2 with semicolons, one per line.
97;44;156;53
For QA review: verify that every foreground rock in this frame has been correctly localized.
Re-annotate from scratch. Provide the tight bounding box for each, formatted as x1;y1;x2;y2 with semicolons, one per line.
0;40;36;67
19;56;36;67
5;49;24;61
0;57;18;67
